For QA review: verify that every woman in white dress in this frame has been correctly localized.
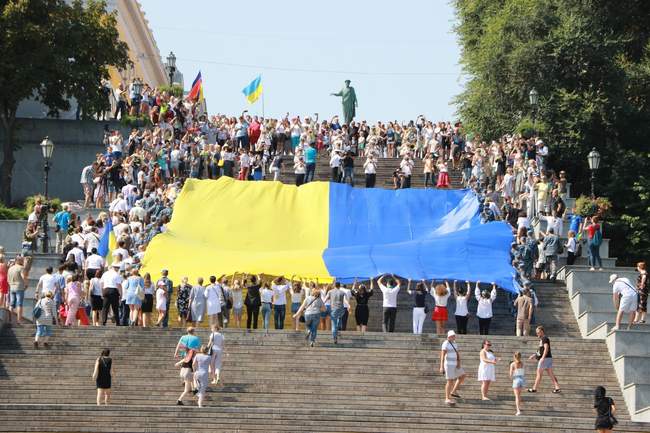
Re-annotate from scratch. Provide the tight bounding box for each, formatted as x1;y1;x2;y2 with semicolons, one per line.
478;339;498;400
208;324;225;385
189;278;206;326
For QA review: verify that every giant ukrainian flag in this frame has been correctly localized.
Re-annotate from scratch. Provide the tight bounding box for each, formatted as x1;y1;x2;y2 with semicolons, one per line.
141;178;516;292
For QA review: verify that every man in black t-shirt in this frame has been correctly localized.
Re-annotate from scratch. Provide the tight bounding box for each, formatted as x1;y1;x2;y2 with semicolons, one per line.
528;325;561;393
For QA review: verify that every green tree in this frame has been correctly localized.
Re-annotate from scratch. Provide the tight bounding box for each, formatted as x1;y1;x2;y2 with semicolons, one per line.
453;0;650;264
0;0;129;205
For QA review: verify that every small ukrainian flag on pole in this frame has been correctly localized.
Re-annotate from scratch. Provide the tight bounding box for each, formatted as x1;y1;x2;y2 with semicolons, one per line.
242;75;263;104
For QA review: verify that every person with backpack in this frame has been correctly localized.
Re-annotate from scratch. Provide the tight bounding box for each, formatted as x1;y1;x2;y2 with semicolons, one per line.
34;291;58;348
585;216;604;271
594;386;617;432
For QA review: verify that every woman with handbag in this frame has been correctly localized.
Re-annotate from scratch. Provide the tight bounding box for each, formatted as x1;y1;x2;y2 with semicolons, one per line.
92;348;113;406
594;386;617;432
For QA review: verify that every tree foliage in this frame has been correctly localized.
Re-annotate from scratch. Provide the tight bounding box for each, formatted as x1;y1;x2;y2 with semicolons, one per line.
0;0;129;205
453;0;650;264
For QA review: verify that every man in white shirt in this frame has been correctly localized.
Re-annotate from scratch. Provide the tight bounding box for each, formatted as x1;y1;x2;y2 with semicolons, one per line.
377;274;401;332
35;267;58;300
129;201;146;222
84;248;105;279
272;277;290;330
610;274;638;330
100;263;123;325
109;194;128;214
66;243;85;268
329;150;342;182
84;227;101;254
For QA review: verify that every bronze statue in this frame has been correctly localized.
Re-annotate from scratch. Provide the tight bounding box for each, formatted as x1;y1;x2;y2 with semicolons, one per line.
331;80;358;124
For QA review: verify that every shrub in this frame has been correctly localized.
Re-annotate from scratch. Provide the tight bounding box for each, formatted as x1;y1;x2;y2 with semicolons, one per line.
575;195;612;218
158;84;184;98
24;195;62;214
120;115;152;128
515;117;547;139
0;206;28;220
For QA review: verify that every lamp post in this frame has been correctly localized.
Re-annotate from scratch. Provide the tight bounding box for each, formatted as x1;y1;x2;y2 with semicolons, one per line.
166;51;176;86
529;88;539;136
40;137;54;253
587;148;601;199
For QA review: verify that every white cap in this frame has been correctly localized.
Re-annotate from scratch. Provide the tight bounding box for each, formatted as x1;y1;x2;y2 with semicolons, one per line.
609;274;618;284
447;330;456;338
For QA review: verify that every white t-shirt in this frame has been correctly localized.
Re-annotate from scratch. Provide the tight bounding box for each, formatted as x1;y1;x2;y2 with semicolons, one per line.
271;284;289;305
85;254;105;270
329;153;341;168
100;269;123;289
378;282;400;308
613;278;637;298
455;294;469;317
566;237;577;253
261;287;273;303
433;292;450;308
90;277;102;296
441;340;458;366
38;274;57;296
66;247;84;267
475;287;497;318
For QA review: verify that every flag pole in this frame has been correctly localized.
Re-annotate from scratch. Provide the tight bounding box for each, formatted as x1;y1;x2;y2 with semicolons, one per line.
262;91;265;119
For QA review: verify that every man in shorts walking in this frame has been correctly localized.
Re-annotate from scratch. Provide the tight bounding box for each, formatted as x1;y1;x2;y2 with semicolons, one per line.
528;326;561;394
610;274;638;330
439;330;466;405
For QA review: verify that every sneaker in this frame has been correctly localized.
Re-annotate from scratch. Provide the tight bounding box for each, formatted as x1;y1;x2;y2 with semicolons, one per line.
33;341;38;349
333;337;338;344
589;267;595;271
515;411;521;416
305;331;311;341
527;388;537;393
309;341;314;348
43;342;50;348
176;400;184;406
450;393;462;399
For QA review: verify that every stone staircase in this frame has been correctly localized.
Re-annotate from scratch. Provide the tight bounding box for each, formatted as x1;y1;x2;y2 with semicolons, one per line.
276;156;465;189
1;326;649;433
562;267;650;421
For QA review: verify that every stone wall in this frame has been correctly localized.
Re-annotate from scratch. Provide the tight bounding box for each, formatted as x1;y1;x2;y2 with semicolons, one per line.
0;118;131;204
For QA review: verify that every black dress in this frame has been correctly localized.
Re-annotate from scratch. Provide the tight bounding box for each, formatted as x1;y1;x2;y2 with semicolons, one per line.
594;397;615;429
353;289;373;326
95;356;112;389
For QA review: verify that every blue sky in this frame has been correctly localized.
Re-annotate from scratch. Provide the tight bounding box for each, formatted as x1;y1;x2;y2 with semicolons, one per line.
139;0;464;122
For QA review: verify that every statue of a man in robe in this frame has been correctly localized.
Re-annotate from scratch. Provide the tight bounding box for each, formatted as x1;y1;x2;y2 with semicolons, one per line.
330;80;358;124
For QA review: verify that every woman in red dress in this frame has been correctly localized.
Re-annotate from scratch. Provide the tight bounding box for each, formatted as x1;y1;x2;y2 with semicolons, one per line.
0;252;8;309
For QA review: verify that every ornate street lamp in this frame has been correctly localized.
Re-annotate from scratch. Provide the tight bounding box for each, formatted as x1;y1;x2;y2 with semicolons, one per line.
587;148;601;198
166;51;176;86
40;137;54;253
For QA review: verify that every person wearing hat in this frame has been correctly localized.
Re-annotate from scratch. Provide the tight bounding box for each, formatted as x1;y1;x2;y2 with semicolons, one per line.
439;330;466;405
100;262;124;326
610;274;638;330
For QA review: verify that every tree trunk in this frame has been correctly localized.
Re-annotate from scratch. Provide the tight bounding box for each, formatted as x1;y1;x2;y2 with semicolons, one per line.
0;113;16;206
